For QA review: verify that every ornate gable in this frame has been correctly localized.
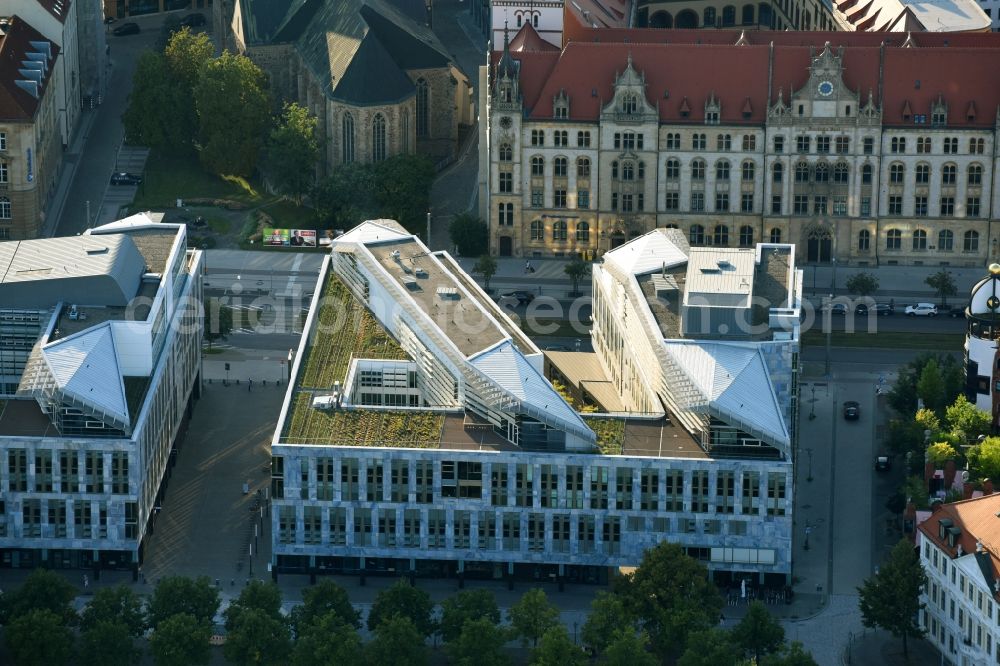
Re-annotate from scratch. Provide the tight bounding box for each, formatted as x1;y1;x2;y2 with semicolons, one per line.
600;54;657;124
781;42;861;121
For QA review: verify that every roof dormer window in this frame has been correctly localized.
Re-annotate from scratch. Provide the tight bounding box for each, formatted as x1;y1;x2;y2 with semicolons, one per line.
553;89;569;120
932;95;948;127
705;93;721;125
621;94;638;115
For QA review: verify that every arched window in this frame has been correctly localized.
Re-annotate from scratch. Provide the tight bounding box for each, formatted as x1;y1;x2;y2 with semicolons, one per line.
622;162;635;180
739;225;754;247
795;162;810;183
858;229;871;251
530;220;544;241
769;227;782;243
964;230;980;252
886;228;901;250
0;196;9;219
401;109;410;154
742;4;755;24
938;229;954;251
415;79;429;137
666;158;680;179
554;157;568;177
576;222;590;242
690;224;705;245
915;163;929;185
773;163;783;183
833;163;849;183
531;156;544;176
889;163;905;184
691;159;706;180
968;163;983;186
715;160;730;180
741;161;755;181
722;5;736;25
577;157;590;178
942;163;957;185
371;113;386;162
342;112;355;164
553;221;568;241
713;225;729;246
499;143;512;162
862;164;873;184
704;6;716;25
814;163;829;183
621;94;638;115
912;229;927;251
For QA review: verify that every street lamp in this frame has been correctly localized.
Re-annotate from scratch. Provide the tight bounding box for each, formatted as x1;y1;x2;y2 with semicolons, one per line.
809;385;816;420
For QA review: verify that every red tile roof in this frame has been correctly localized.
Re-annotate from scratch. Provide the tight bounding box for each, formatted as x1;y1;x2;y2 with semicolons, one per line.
509;23;559;53
495;30;1000;127
919;494;1000;590
0;16;60;121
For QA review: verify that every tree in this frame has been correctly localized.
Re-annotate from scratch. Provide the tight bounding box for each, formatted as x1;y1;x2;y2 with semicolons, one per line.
601;630;657;666
122;53;186;150
372;154;435;234
312;164;377;230
858;539;927;657
449;212;488;256
946;394;992;441
291;612;363;666
916;358;946;414
926;441;959;465
445;616;510;666
509;587;561;647
926;270;957;306
194;51;271;176
80;584;146;636
730;601;785;662
614;542;724;660
266;103;319;202
367;579;435;637
224;579;284;632
676;628;741;666
0;567;77;625
761;641;819;666
203;297;233;349
5;608;74;666
888;353;964;417
149;612;212;666
531;625;587;666
148;575;220;629
473;254;499;293
163;27;213;149
156;14;182;52
366;614;428;666
80;620;140;666
289;579;360;638
846;272;879;297
564;257;592;296
581;591;633;656
223;607;292;666
968;437;1000;482
438;588;502;644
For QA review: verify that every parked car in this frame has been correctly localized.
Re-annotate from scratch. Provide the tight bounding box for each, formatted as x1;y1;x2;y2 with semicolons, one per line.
180;13;206;27
113;22;140;36
823;302;848;315
874;455;891;472
904;303;938;317
110;172;142;185
855;302;894;317
500;290;535;305
944;305;966;318
544;345;568;352
843;400;860;420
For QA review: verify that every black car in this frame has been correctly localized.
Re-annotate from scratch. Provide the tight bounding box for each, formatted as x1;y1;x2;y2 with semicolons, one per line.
180;13;206;27
500;290;535;305
874;455;891;472
855;302;894;316
824;303;848;315
110;172;142;185
944;305;966;318
843;401;860;421
113;22;140;36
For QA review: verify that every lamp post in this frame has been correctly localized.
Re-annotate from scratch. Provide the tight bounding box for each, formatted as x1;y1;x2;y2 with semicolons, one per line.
805;447;813;482
809;385;816;420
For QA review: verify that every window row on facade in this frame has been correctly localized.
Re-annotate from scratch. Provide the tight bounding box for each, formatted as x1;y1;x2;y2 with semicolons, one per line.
272;456;789;517
3;449;130;495
0;498;138;541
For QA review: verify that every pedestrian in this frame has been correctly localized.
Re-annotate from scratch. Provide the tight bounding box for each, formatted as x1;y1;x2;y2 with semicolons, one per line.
525;260;531;273
83;574;89;589
248;379;253;392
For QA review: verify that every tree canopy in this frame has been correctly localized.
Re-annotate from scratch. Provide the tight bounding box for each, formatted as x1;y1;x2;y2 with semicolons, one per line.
614;542;724;659
945;394;991;442
858;539;927;657
448;213;488;256
365;614;428;666
223;607;292;666
194;51;272;176
888;353;963;417
601;630;658;666
5;608;75;666
80;620;140;666
916;359;947;414
581;591;632;656
968;437;1000;482
289;579;360;637
925;270;958;305
509;588;561;647
290;612;363;666
148;575;220;629
149;612;212;666
676;628;741;666
445;616;510;666
438;588;502;644
846;272;879;297
473;255;499;293
730;601;785;662
80;584;146;636
367;579;436;637
565;257;592;295
224;580;284;632
266;103;319;202
530;625;587;666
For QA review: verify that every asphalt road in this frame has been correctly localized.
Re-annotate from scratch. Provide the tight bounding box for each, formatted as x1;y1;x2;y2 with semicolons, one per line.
815;311;966;333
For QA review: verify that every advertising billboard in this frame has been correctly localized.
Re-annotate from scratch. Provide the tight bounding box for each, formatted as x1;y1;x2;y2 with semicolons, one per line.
263;228;317;247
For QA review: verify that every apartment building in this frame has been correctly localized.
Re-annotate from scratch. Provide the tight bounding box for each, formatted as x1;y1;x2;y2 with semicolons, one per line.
269;220;798;586
485;28;1000;268
919;494;1000;666
0;215;203;574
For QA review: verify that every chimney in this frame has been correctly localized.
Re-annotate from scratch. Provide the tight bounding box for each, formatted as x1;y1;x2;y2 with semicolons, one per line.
964;481;974;500
925;460;936;484
945;459;958;488
986;479;995;495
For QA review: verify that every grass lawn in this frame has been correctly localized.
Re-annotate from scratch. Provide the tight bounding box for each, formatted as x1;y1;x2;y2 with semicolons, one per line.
284;393;444;446
261;199;316;229
131;152;270;210
801;329;964;351
584;417;625;455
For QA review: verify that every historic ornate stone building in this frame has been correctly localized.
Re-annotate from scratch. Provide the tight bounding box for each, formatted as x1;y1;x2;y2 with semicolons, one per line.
485;28;1000;267
230;0;473;173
